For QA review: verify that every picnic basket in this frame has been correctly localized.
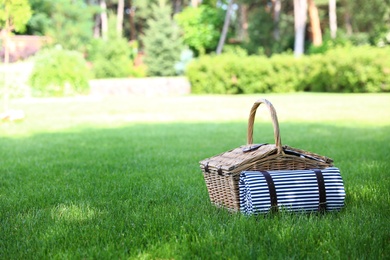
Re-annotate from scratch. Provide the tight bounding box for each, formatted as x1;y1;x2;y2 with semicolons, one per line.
199;98;334;212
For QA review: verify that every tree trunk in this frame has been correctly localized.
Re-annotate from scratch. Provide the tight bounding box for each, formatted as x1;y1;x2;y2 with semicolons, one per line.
117;0;125;37
2;32;10;113
343;0;352;36
191;0;200;7
307;0;322;46
173;0;182;14
329;0;337;39
93;14;101;38
272;0;281;41
216;0;234;55
129;0;136;41
294;0;307;57
100;0;108;40
237;4;249;42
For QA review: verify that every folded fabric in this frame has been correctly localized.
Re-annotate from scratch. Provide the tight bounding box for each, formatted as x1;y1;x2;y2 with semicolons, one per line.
239;167;345;215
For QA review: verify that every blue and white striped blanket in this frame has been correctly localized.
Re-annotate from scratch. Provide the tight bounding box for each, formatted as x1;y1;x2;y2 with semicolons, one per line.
239;167;345;215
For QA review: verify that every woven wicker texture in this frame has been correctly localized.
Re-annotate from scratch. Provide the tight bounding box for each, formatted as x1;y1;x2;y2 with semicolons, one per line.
199;98;334;211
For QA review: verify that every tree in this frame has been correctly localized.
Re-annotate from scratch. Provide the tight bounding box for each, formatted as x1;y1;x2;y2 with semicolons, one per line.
294;0;307;57
128;0;136;40
0;0;32;112
172;0;191;13
342;0;352;35
191;0;200;7
272;0;281;41
346;0;390;44
100;0;108;40
116;0;124;36
128;0;158;43
175;5;224;55
307;0;322;46
237;3;249;42
142;0;183;76
216;0;234;54
25;0;51;36
243;1;295;56
27;0;94;51
329;0;337;39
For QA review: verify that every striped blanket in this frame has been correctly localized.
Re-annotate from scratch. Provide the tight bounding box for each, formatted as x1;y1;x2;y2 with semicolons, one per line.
239;167;345;215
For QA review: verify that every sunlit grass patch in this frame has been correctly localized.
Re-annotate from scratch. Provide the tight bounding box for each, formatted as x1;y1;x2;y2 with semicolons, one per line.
50;203;100;222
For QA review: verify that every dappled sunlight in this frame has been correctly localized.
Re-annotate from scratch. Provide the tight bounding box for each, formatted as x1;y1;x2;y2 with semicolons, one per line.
50;203;99;222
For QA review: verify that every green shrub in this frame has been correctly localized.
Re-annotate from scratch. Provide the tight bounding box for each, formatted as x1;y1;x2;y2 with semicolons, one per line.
186;54;243;94
187;54;305;94
307;46;390;93
29;48;90;97
186;46;390;94
87;38;140;79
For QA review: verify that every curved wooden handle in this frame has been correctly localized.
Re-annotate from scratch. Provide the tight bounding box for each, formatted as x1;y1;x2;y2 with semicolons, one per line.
247;99;283;154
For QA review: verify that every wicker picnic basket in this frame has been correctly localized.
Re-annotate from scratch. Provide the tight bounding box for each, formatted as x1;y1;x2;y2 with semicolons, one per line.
199;98;334;212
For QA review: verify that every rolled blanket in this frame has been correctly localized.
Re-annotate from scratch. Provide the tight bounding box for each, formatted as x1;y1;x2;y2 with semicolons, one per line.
239;167;345;215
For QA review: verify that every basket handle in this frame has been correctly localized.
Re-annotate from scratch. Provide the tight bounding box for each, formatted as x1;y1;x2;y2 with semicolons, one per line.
247;99;283;154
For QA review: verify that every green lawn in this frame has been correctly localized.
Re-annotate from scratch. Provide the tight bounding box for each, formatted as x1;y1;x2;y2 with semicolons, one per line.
1;93;389;259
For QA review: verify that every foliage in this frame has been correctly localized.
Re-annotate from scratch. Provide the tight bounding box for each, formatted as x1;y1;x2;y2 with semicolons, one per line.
48;0;94;51
87;37;143;79
201;0;218;6
19;0;390;61
26;0;94;52
376;31;390;47
345;0;390;44
245;6;294;55
25;0;52;35
130;0;158;24
29;47;90;97
0;0;32;33
306;46;390;93
308;30;353;55
175;5;224;55
186;46;390;94
142;0;183;77
86;12;143;79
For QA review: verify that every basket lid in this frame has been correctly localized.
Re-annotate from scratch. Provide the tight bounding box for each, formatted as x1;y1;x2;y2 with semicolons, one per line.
200;143;278;172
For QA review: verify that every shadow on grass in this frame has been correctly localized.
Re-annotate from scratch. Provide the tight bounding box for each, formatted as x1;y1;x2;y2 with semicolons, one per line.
0;122;389;258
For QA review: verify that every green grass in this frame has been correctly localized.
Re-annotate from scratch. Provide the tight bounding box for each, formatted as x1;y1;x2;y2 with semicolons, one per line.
1;93;389;259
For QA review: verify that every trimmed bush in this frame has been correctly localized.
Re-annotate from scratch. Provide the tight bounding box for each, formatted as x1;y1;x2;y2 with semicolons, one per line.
29;48;90;97
307;46;390;93
186;54;307;94
186;46;390;94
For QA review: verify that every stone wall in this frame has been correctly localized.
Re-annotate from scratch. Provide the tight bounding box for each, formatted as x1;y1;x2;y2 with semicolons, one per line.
89;77;191;96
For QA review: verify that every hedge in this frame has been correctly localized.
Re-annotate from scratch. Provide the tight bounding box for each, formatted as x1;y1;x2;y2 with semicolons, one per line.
186;46;390;93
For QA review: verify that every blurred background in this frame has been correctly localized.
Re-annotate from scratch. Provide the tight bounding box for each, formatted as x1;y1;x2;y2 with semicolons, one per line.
0;0;389;114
